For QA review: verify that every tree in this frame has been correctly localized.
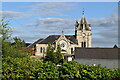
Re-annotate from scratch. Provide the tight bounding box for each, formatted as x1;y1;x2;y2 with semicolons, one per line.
113;44;118;48
0;18;12;57
54;45;63;64
0;17;11;42
44;44;54;61
13;37;26;49
44;44;63;64
1;18;28;58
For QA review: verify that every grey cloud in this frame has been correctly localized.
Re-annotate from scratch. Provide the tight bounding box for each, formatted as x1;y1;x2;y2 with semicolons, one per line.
89;14;118;28
92;16;118;47
26;18;75;34
24;14;118;47
87;14;118;47
92;37;118;47
97;28;118;38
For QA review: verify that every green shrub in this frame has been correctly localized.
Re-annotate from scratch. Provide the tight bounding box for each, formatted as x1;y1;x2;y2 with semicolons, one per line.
2;57;120;80
59;61;120;80
2;57;59;79
59;61;80;80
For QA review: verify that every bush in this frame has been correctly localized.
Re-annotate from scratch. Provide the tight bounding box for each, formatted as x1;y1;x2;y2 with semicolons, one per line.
2;57;59;79
2;57;120;80
59;61;80;80
59;61;120;80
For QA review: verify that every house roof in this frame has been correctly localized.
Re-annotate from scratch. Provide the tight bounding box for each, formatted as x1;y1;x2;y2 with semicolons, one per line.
75;47;119;59
38;35;78;44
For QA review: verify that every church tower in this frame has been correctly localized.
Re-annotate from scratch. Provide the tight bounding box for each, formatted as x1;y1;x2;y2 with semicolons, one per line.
75;9;92;47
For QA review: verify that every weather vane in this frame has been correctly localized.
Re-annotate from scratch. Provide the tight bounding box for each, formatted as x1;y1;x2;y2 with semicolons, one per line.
82;8;84;15
62;30;64;35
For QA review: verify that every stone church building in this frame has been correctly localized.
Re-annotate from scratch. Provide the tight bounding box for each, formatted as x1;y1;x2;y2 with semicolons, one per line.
28;14;92;58
27;12;119;68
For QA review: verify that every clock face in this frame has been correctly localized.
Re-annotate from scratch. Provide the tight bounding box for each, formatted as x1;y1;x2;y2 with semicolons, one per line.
82;33;86;36
59;40;67;50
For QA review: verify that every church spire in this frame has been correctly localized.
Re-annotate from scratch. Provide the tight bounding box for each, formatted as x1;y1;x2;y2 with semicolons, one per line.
81;8;86;24
76;8;91;31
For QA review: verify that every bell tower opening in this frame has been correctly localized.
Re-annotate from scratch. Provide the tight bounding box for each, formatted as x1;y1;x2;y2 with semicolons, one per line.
81;42;86;48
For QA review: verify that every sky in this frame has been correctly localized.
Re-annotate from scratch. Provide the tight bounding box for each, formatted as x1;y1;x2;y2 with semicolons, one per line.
1;2;118;47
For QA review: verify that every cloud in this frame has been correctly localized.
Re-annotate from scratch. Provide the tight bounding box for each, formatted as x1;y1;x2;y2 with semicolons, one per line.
92;36;118;47
92;30;118;47
1;3;78;19
29;2;77;16
0;11;26;18
26;18;75;34
24;14;118;47
12;27;25;34
89;14;118;28
89;14;118;47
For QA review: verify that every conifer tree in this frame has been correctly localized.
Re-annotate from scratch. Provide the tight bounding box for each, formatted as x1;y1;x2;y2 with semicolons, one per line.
54;45;63;64
113;44;118;48
44;44;63;64
45;44;54;61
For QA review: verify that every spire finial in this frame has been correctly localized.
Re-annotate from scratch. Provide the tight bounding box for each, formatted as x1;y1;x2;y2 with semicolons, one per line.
82;8;84;15
62;31;64;35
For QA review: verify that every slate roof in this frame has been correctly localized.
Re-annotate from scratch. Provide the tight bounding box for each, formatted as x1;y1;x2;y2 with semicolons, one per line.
80;16;88;24
75;47;120;59
39;35;78;44
27;39;44;48
65;35;78;44
77;16;91;31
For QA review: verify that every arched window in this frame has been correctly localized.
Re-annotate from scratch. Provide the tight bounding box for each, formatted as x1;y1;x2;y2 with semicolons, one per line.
71;48;74;54
40;47;42;53
43;47;45;53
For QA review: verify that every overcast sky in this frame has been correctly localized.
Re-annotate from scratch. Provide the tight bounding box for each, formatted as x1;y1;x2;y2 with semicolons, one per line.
1;2;118;47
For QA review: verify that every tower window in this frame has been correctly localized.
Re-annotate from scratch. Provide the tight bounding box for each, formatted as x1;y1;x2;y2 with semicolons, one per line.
81;42;86;48
84;42;86;47
81;42;84;47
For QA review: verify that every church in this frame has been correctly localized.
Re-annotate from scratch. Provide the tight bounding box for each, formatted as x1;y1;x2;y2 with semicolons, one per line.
28;12;92;58
27;11;119;68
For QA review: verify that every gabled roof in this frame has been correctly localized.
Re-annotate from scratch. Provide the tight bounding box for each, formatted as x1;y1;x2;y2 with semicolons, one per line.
39;35;78;44
27;39;44;48
65;35;78;44
39;35;60;44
